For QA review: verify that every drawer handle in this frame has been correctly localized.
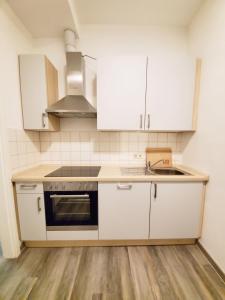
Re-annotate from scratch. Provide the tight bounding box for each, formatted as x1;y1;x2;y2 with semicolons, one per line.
20;184;37;189
117;184;132;190
37;197;41;212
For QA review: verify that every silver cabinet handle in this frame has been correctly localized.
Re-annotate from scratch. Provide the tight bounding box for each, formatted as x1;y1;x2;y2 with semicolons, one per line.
117;184;132;190
148;114;150;129
50;194;89;199
37;197;41;212
140;114;143;129
42;113;46;128
154;183;157;199
20;184;37;189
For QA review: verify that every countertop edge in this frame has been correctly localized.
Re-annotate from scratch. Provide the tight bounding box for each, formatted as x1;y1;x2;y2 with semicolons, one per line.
11;164;209;183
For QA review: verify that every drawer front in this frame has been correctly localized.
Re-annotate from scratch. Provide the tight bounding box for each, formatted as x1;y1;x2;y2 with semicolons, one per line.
47;230;98;241
16;182;43;194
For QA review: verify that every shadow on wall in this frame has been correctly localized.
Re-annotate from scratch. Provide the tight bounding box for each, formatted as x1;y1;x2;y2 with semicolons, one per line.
180;132;195;152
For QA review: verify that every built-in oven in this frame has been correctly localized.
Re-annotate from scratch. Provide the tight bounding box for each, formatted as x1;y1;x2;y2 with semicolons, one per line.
43;182;98;230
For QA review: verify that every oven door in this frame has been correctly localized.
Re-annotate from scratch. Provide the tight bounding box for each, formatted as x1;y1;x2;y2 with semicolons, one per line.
44;191;98;230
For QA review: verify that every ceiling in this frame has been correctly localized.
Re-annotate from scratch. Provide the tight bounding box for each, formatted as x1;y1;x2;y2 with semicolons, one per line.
74;0;204;26
7;0;205;38
7;0;76;38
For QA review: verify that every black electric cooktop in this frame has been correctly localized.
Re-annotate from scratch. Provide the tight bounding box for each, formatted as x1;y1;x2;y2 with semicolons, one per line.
45;166;101;177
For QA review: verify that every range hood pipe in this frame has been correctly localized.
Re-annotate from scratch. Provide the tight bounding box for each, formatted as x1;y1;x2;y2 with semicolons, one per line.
64;29;77;52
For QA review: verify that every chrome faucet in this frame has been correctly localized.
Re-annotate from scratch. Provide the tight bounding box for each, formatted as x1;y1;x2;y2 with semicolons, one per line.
147;159;166;172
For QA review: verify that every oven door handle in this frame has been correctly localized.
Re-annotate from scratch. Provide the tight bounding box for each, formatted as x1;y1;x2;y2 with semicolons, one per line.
50;194;90;199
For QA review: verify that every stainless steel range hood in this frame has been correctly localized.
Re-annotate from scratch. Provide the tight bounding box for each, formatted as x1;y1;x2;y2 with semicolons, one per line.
46;52;97;118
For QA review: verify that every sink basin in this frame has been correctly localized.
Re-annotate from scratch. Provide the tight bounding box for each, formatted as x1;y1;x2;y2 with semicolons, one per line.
151;168;188;175
120;167;147;176
120;167;190;176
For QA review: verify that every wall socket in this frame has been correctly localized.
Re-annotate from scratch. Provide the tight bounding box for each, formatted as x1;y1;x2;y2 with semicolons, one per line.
133;153;145;160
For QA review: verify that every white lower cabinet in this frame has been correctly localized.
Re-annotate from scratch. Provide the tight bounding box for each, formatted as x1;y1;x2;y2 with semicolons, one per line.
149;182;203;239
99;183;151;239
17;193;46;241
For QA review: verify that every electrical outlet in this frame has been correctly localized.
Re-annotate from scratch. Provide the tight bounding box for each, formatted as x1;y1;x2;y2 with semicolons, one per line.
134;153;145;160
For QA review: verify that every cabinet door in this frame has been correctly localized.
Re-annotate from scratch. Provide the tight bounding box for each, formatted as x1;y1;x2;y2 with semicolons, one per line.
17;193;46;240
97;56;147;130
99;183;150;239
150;182;203;239
19;55;59;131
146;55;196;131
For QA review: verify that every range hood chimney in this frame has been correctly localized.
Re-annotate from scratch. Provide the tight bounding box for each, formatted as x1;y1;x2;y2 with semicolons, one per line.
46;30;97;118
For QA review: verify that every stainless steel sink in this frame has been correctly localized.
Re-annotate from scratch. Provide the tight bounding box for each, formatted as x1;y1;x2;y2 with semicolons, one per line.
120;167;147;176
151;168;189;175
120;167;190;176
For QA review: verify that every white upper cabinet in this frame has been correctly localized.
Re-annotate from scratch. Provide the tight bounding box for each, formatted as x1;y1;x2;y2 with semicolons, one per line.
97;56;147;130
97;55;200;131
146;55;196;131
19;55;60;131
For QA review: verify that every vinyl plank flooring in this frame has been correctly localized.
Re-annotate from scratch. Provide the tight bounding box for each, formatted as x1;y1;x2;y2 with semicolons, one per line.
71;247;135;300
0;245;224;300
28;247;83;300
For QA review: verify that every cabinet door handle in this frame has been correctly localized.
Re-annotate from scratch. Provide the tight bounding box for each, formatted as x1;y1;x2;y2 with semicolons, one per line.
117;184;132;190
37;197;41;212
148;114;150;129
20;184;37;189
42;113;46;128
140;114;143;129
154;183;157;199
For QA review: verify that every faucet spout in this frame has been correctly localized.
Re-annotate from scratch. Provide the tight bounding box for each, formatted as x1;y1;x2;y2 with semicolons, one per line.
147;159;166;172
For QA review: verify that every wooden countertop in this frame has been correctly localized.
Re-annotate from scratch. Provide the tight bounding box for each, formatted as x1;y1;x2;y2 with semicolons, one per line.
11;164;209;183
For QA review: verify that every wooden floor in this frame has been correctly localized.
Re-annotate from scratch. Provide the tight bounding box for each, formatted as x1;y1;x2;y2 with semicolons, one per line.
0;245;224;300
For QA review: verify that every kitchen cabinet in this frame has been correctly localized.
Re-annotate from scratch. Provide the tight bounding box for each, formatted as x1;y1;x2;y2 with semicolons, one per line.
19;55;60;131
99;183;151;239
97;56;147;130
17;193;46;241
16;183;46;241
146;55;196;131
150;182;203;239
97;56;200;131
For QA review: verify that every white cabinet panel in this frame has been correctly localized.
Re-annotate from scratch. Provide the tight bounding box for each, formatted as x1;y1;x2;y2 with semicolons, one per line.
19;55;59;131
16;183;43;194
146;55;196;131
97;56;147;130
99;183;150;239
47;230;98;240
150;182;203;239
17;193;46;241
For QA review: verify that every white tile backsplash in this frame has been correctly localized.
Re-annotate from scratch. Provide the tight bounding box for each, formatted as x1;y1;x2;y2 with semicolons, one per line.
39;131;183;166
8;129;40;172
8;127;188;172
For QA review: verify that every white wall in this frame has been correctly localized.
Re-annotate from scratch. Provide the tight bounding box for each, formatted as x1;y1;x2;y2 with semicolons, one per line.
0;0;33;130
78;25;188;57
184;0;225;272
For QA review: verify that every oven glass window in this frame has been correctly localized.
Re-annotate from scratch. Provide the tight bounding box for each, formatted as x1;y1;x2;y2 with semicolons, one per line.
51;194;91;223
